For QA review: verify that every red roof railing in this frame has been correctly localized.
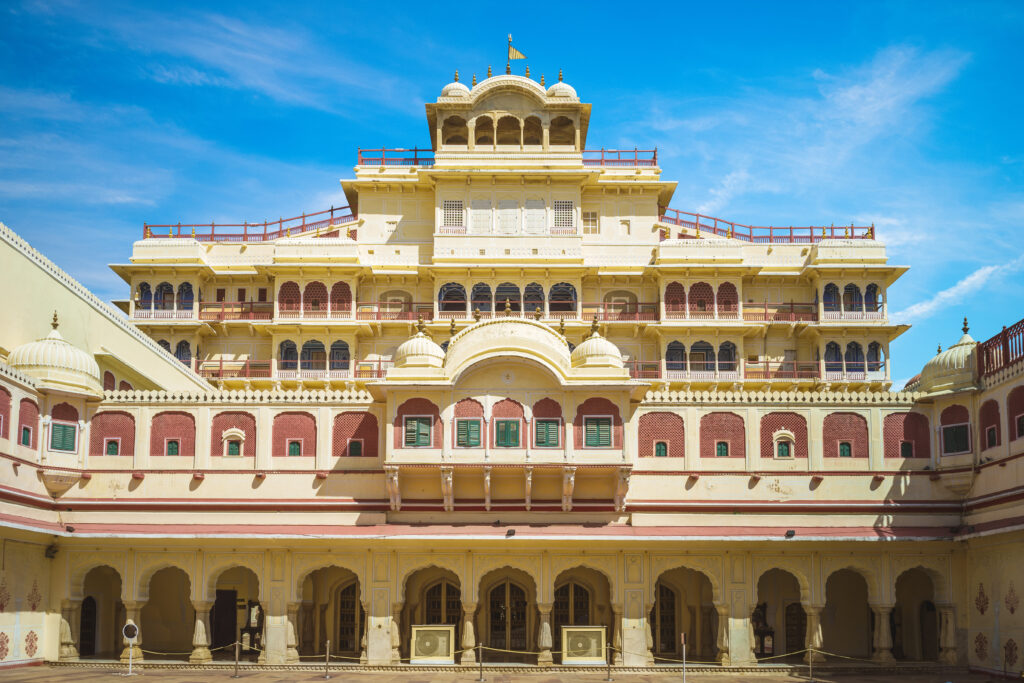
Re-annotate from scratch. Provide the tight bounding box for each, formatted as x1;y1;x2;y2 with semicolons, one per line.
582;148;657;167
978;316;1024;378
143;206;355;242
659;208;874;244
357;148;435;166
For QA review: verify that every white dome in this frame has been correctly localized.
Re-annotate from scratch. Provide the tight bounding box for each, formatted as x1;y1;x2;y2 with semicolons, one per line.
441;72;471;98
916;323;976;393
570;330;623;368
8;316;102;396
546;81;578;99
394;330;446;368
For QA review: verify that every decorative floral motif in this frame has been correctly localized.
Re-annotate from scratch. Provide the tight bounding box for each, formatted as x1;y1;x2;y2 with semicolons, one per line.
24;630;37;658
0;578;8;612
1006;639;1019;668
0;633;8;660
975;583;989;614
1006;581;1019;615
27;579;41;611
975;633;989;661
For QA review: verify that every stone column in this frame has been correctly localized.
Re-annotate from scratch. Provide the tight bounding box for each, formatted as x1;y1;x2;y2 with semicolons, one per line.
71;601;82;656
612;606;623;665
285;602;300;663
803;605;825;663
360;601;369;665
189;601;213;663
644;603;655;665
390;603;401;664
536;602;553;665
715;603;731;665
119;601;143;663
938;604;957;664
59;600;79;660
461;602;477;664
871;604;894;662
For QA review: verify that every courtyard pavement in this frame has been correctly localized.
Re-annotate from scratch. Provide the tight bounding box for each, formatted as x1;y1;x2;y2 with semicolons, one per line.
0;665;1001;683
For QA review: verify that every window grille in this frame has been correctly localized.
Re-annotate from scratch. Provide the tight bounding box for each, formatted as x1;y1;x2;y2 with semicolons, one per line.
497;200;519;234
553;200;574;229
470;200;492;233
583;417;611;447
442;200;463;228
582;211;599;234
524;199;545;233
535;419;559;448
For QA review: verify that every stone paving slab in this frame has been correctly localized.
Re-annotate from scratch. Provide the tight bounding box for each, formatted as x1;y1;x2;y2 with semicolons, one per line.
0;665;999;683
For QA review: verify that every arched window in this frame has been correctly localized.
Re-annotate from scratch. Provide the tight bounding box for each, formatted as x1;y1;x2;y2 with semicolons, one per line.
717;283;738;317
330;341;350;371
553;582;590;650
867;342;884;372
523;116;542;145
279;281;300;314
177;283;194;310
688;282;714;318
524;283;545;313
279;340;298;370
549;116;575;146
865;284;880;312
438;282;467;313
843;284;863;312
300;340;326;370
471;283;492;314
823;283;840;312
330;282;352;316
825;342;843;373
137;282;152;308
442;116;468;145
665;282;685;317
495;282;521;313
718;341;737;372
666;341;686;372
845;342;865;372
549;282;577;313
496;116;521;145
474;116;494;146
174;341;191;364
157;339;171;352
691;340;715;372
303;282;328;316
154;282;174;310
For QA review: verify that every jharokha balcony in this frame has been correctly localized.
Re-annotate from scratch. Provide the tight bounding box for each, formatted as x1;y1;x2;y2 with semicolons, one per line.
625;359;888;383
198;359;392;381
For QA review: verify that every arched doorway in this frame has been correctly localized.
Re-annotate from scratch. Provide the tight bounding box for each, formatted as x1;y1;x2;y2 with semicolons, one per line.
753;569;805;659
210;567;261;660
651;567;718;661
552;567;612;663
821;569;872;659
893;568;939;661
297;567;364;662
401;567;462;662
140;567;194;660
80;565;124;659
479;568;536;663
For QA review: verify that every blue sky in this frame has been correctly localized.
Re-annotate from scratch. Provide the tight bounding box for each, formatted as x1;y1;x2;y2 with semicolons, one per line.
1;1;1022;383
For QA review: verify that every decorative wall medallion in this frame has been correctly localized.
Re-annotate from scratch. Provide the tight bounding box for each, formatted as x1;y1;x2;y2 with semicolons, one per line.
1006;639;1019;668
974;632;989;662
1005;581;1019;615
0;633;8;660
27;580;41;611
502;371;514;385
0;578;8;612
25;630;38;658
975;583;989;614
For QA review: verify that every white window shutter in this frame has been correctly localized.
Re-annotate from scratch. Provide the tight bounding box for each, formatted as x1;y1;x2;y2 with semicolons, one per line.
471;200;492;234
498;200;519;234
524;199;545;233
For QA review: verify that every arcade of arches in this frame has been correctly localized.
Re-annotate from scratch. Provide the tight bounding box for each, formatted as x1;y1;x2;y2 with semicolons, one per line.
57;547;958;667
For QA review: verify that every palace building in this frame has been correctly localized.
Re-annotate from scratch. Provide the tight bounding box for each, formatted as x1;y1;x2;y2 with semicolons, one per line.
0;70;1021;676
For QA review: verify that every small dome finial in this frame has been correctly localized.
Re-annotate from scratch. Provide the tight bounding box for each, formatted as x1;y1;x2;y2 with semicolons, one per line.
505;62;511;75
453;70;459;82
540;73;545;86
449;318;456;335
937;344;943;355
558;68;563;82
533;307;542;320
962;317;969;335
472;73;477;86
416;314;426;335
473;307;481;322
525;65;530;78
504;298;512;316
590;314;600;337
487;65;492;78
558;318;565;336
51;311;59;330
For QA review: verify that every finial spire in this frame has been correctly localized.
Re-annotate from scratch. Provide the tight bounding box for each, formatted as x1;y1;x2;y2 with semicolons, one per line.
473;307;481;322
937;344;942;354
558;318;565;336
51;311;59;330
416;314;426;334
590;314;599;337
449;318;456;335
558;69;563;82
533;307;542;320
487;65;492;78
504;298;512;316
505;62;511;75
525;65;530;78
540;74;545;86
453;70;459;82
472;73;477;86
962;317;969;335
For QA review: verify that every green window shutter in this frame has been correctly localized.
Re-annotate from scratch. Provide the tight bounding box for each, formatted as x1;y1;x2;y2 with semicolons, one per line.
404;418;418;446
509;420;519;447
467;420;480;447
584;419;596;447
418;418;432;446
777;441;790;458
654;442;667;457
496;420;519;447
900;441;913;458
227;440;241;456
51;424;76;452
598;419;611;446
348;440;362;457
21;427;30;446
457;419;469;447
839;442;852;458
716;441;729;457
536;420;558;447
584;418;611;447
167;440;179;456
288;440;301;456
105;440;119;456
1017;415;1024;439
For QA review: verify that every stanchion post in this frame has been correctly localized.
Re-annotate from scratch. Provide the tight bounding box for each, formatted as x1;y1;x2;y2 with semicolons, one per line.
324;638;331;679
809;647;814;683
231;640;240;678
605;640;613;682
681;631;686;683
477;642;484;682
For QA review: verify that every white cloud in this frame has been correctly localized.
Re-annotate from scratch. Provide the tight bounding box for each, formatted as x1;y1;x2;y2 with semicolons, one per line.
893;254;1024;322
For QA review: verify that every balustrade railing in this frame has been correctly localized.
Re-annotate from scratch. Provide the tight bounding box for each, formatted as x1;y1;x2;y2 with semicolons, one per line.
199;359;392;380
357;148;435;167
356;303;434;322
582;148;657;167
742;303;818;322
978;316;1024;378
744;361;820;380
198;302;274;321
133;306;195;320
659;207;873;244
143;206;354;242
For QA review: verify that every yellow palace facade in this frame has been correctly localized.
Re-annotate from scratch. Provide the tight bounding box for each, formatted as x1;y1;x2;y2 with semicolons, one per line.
0;71;1021;675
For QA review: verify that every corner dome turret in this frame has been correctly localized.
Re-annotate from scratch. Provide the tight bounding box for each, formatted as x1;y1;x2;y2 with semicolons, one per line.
394;318;445;369
8;313;102;397
440;71;470;98
570;320;623;369
915;318;977;394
